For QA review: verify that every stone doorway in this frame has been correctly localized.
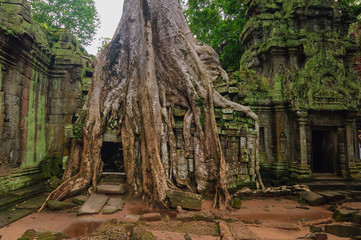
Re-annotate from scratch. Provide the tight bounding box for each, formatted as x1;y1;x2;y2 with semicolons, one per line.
101;142;124;172
311;129;336;173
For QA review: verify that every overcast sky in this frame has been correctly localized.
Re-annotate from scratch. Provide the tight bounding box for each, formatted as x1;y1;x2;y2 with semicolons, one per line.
85;0;125;55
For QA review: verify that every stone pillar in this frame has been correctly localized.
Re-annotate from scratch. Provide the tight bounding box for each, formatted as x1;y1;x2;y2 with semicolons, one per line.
288;47;299;71
295;111;311;179
345;114;361;180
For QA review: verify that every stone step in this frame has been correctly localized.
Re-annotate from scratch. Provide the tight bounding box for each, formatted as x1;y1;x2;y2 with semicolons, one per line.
0;182;47;210
101;172;126;183
97;183;125;195
312;173;344;181
306;181;348;191
103;197;125;214
77;193;109;215
314;190;346;202
306;180;361;192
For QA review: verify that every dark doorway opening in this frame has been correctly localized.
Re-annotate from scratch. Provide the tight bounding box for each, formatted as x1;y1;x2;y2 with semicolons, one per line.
101;142;123;172
311;130;335;173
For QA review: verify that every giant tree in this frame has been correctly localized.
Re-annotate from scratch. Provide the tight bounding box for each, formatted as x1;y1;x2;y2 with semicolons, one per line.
45;0;260;210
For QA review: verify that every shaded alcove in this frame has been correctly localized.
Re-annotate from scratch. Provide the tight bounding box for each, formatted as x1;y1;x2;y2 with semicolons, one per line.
311;130;335;173
101;142;124;172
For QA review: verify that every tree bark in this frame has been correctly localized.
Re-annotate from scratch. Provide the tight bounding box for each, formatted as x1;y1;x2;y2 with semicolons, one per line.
47;0;261;209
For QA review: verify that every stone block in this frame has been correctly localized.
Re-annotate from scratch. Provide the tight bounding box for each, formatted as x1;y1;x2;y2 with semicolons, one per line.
325;223;361;238
49;115;64;124
48;176;62;189
217;86;228;94
46;200;74;210
221;108;234;114
228;87;239;94
299;191;325;206
103;197;125;214
130;227;155;240
71;195;89;205
310;225;323;233
214;108;222;118
78;194;109;215
222;114;233;120
124;214;141;222
50;99;65;115
333;208;358;222
166;190;202;210
97;184;125;195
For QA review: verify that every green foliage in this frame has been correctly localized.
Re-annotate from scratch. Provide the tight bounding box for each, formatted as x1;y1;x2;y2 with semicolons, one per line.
73;111;86;138
28;0;100;46
339;0;361;19
182;0;247;70
97;37;112;53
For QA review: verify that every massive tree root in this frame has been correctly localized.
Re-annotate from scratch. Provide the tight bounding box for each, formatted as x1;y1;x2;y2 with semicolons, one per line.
46;0;262;210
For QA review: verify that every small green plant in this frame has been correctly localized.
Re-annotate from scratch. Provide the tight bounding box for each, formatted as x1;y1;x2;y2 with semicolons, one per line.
73;111;86;138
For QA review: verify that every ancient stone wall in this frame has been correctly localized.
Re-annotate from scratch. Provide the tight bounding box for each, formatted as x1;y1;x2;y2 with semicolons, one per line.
0;0;90;194
238;0;361;182
171;106;258;190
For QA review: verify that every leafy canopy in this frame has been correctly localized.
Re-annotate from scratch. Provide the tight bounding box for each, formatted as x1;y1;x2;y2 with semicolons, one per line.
29;0;100;46
181;0;247;70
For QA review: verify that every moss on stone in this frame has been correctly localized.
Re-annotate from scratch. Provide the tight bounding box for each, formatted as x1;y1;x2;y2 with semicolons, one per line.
130;227;155;240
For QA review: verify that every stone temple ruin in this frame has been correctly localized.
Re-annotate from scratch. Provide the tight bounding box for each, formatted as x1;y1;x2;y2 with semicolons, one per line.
0;0;361;202
238;0;361;182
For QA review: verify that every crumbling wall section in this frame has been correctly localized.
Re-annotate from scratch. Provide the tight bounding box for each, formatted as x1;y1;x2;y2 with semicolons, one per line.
0;0;90;195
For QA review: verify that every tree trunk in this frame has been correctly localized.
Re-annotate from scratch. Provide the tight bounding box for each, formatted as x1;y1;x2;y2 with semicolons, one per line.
46;0;261;209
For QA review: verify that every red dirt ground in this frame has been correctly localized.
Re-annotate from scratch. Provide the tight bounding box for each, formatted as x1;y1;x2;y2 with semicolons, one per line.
0;196;357;240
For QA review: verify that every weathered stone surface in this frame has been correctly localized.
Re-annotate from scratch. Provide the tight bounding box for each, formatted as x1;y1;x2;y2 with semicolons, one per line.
304;232;315;239
176;211;215;222
130;226;155;240
333;208;358;222
310;225;323;233
71;195;89;205
102;206;120;214
107;197;125;209
46;200;74;211
0;208;33;228
77;194;109;215
315;191;345;202
97;184;125;195
18;229;70;240
166;190;202;210
299;191;325;206
0;0;92;199
325;223;361;237
102;197;125;214
140;213;162;221
124;214;141;222
48;176;62;189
